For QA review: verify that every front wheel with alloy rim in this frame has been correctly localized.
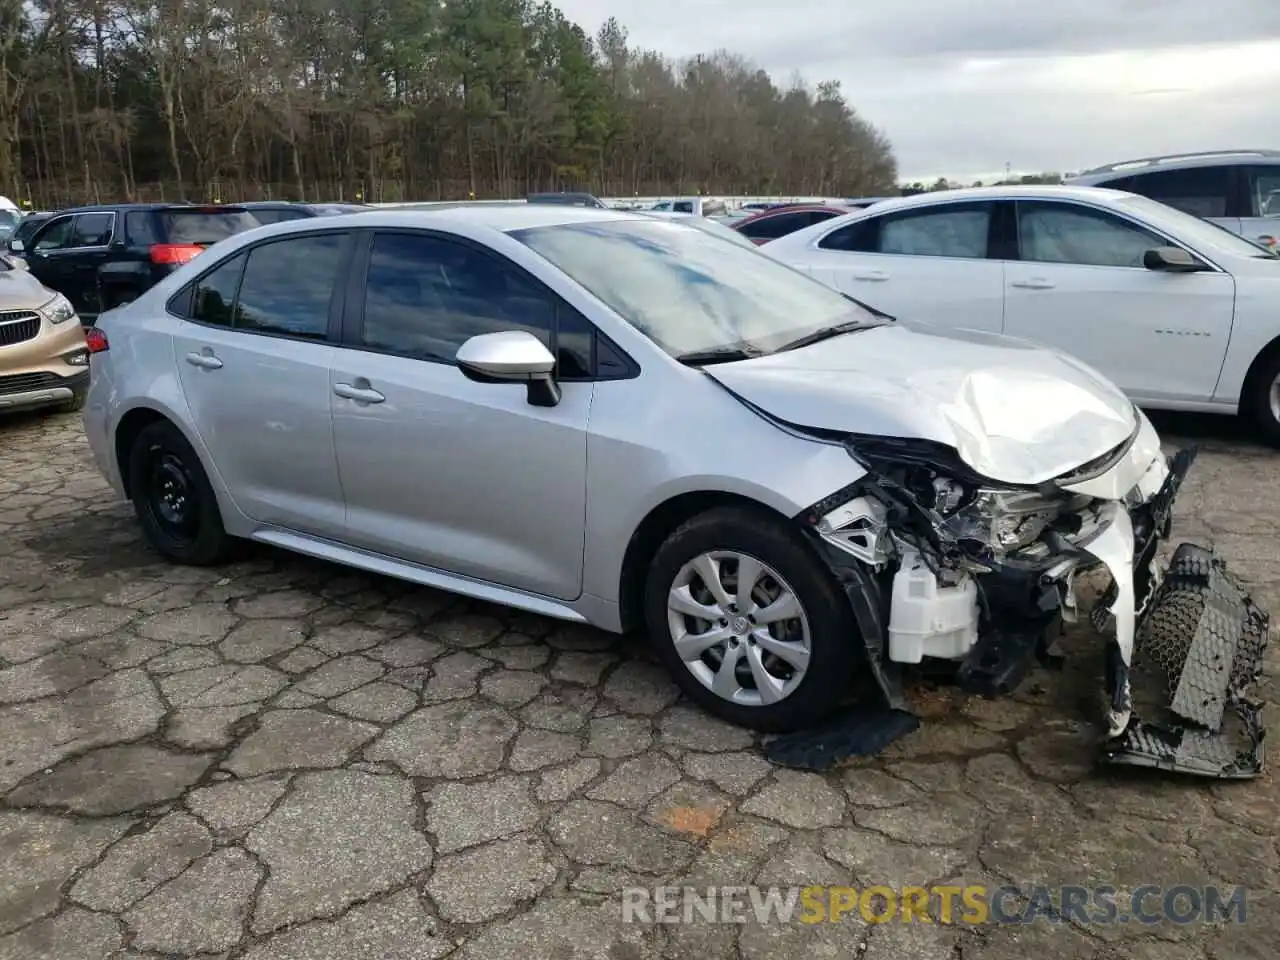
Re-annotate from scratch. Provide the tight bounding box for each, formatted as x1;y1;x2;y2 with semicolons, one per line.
128;420;232;565
643;505;862;732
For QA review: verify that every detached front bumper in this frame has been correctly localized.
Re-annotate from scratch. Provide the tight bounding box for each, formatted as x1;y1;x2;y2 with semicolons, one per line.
777;440;1270;779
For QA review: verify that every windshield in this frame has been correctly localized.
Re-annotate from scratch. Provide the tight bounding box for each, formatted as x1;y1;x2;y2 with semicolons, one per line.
511;218;880;356
159;210;262;244
1116;195;1280;259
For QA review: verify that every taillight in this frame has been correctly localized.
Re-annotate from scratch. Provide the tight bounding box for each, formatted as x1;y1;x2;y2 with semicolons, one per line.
149;243;203;265
85;327;109;353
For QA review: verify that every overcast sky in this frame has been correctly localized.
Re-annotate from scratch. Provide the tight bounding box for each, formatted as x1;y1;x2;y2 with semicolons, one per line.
554;0;1280;182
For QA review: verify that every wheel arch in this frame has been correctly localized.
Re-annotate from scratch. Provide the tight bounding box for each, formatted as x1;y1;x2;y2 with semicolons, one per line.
1238;334;1280;418
616;490;794;634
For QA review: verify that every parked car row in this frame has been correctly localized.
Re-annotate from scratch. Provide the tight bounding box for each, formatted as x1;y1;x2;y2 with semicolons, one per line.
759;184;1280;443
4;200;369;322
73;203;1267;773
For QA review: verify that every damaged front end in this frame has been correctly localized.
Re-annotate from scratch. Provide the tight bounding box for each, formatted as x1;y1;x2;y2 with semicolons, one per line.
775;411;1269;778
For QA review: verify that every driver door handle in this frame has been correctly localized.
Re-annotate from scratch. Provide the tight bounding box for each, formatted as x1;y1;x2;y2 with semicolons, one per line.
851;269;889;281
1010;277;1056;289
184;352;223;370
333;381;385;404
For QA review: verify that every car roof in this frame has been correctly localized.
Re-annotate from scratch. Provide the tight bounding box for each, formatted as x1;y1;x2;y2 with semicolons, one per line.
735;203;850;223
831;184;1134;215
1069;149;1280;182
52;202;255;214
311;204;643;233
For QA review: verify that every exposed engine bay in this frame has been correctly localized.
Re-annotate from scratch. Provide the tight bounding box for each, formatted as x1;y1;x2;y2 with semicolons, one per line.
770;410;1269;779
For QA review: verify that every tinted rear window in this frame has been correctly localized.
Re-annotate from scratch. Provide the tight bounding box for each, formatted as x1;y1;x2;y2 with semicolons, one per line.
159;210;262;244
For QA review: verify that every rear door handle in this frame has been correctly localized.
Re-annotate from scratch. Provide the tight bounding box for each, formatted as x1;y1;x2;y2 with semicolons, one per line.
184;352;223;370
851;269;889;281
1010;278;1055;290
333;381;385;404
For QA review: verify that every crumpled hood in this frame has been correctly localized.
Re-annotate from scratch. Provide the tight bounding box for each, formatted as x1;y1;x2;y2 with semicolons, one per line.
706;321;1138;486
0;265;53;309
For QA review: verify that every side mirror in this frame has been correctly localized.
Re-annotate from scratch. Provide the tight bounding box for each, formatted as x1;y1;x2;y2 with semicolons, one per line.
1143;246;1208;273
8;239;24;253
456;331;561;407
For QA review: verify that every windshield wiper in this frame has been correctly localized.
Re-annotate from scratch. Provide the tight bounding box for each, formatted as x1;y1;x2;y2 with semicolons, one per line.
774;320;873;353
675;346;763;366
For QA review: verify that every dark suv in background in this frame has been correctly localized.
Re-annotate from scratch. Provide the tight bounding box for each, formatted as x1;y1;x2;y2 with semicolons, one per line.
13;203;267;320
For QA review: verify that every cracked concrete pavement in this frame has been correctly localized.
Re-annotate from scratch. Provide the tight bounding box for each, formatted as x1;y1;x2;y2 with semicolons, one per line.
0;408;1277;959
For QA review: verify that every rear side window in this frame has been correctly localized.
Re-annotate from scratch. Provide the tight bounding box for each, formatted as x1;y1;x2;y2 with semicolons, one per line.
739;210;834;241
246;208;310;225
70;212;115;247
821;202;993;259
1246;166;1280;217
159;210;262;244
125;212;158;245
234;234;346;339
1119;166;1232;218
189;253;246;326
673;201;695;213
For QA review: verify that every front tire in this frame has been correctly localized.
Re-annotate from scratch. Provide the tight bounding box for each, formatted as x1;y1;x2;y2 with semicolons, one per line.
128;420;231;565
1245;352;1280;448
643;505;862;732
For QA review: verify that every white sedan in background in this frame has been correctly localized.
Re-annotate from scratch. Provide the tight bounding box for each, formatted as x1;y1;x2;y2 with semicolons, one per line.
763;185;1280;444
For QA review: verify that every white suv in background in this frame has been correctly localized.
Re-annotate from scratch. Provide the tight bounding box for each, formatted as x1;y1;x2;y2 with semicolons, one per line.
1067;150;1280;251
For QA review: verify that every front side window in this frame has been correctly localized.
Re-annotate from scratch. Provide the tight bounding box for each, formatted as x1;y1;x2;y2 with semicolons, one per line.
71;212;115;247
513;218;882;358
1016;201;1166;268
359;232;591;376
1247;166;1280;218
1121;166;1231;218
33;217;75;251
234;234;345;339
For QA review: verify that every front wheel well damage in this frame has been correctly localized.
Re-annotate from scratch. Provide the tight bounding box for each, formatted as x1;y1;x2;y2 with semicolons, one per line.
617;492;790;634
114;407;173;499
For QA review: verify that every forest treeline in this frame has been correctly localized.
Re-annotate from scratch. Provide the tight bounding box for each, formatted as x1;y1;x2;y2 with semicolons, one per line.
0;0;899;206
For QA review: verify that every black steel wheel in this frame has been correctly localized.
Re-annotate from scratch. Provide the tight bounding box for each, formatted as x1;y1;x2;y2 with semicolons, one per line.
128;420;231;564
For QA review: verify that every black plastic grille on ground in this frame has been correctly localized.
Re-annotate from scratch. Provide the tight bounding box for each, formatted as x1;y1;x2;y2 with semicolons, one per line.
1103;542;1269;779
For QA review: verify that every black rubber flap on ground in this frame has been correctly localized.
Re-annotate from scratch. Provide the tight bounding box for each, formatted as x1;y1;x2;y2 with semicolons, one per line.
1101;542;1269;779
763;707;920;771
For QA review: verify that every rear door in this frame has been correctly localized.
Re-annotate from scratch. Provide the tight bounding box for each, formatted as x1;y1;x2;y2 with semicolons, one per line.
796;200;1006;332
63;211;117;315
1239;164;1280;251
171;230;351;538
1001;199;1234;402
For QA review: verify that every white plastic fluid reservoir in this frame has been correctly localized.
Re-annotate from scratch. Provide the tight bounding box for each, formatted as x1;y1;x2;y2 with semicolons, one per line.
887;552;980;664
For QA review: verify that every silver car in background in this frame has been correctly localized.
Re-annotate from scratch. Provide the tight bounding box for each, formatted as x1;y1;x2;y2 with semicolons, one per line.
81;207;1267;775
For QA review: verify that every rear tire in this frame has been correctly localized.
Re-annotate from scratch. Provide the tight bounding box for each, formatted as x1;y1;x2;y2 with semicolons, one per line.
57;388;86;413
643;505;861;732
128;420;231;565
1245;352;1280;448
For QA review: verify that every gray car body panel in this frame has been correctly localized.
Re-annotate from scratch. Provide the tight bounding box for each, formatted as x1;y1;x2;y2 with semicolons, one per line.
83;206;1132;634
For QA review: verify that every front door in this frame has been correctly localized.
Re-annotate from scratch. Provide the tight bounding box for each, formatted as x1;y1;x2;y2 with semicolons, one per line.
1001;199;1235;403
331;229;591;601
25;214;78;302
172;231;351;538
